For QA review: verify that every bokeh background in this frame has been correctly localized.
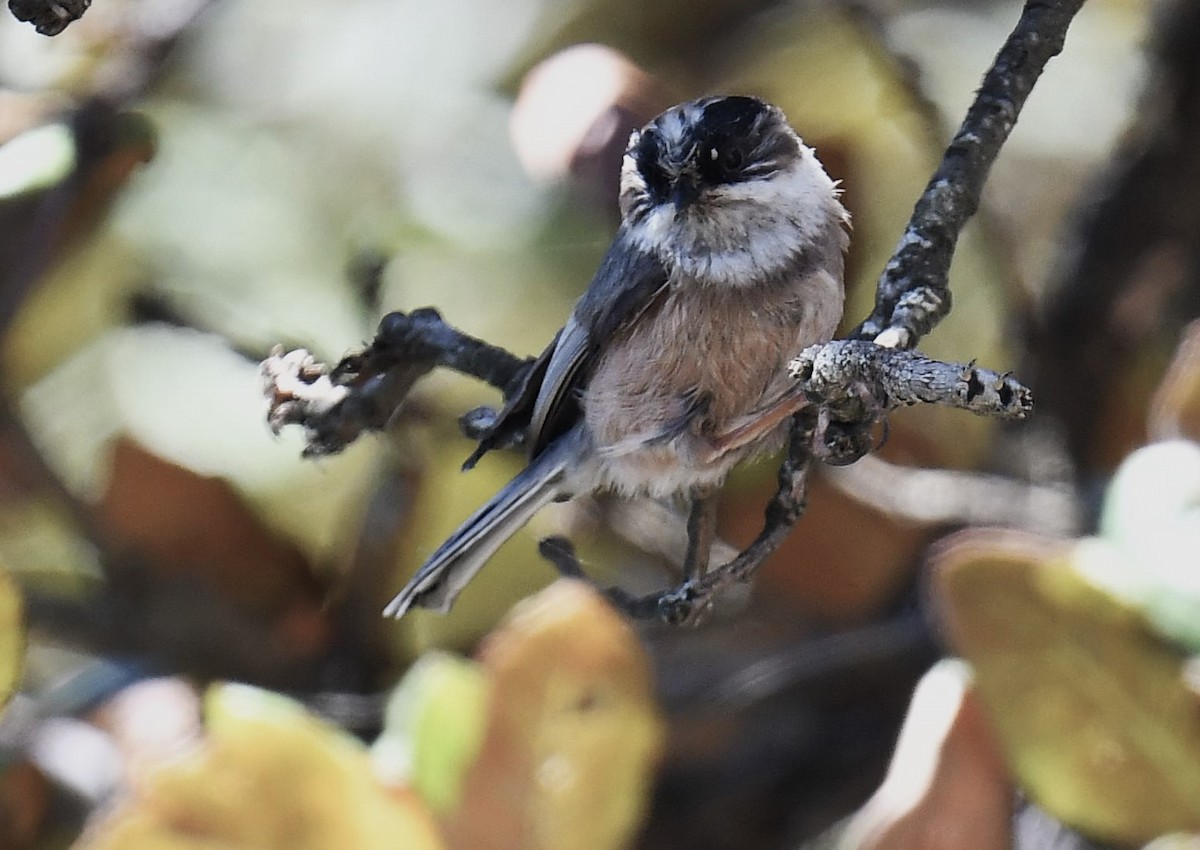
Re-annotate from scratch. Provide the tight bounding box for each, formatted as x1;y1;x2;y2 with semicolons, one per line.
5;0;1200;847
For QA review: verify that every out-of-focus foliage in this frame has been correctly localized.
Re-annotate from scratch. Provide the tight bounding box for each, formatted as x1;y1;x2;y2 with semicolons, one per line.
373;650;490;813
72;581;661;850
0;0;1178;846
0;761;49;847
0;122;74;198
831;660;1012;850
1090;441;1200;650
928;312;1200;845
934;530;1200;844
450;580;664;850
395;580;665;850
1151;320;1200;442
0;564;22;714
77;682;445;850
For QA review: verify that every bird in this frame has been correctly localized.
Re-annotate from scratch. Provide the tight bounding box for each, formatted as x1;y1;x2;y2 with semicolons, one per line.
384;95;849;618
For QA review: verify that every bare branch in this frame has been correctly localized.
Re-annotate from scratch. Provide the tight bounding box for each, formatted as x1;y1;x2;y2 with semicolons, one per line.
853;0;1088;348
262;308;531;457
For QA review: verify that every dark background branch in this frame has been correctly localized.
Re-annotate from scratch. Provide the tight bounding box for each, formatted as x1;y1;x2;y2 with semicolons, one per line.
1027;0;1200;471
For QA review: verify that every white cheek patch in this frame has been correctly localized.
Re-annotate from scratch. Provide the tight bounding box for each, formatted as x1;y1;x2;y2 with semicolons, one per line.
637;204;677;247
709;150;846;235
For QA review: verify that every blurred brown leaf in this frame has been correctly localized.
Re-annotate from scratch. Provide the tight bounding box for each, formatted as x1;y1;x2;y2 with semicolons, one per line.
445;579;665;850
1150;319;1200;442
835;659;1012;850
0;761;48;848
933;530;1200;844
99;438;326;628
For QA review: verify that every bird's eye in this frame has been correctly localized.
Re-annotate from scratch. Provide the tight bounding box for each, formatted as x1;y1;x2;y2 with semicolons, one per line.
712;145;744;173
698;140;748;184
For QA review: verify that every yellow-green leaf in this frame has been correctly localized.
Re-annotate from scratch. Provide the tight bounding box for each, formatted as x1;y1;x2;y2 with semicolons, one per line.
0;565;23;716
77;683;445;850
373;651;489;813
934;531;1200;844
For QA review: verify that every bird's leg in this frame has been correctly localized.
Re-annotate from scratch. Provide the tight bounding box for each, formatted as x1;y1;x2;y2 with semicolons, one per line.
537;536;667;619
682;489;719;581
538;536;587;579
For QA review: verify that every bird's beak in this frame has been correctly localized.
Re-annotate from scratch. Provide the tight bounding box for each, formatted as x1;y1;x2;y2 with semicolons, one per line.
669;173;699;209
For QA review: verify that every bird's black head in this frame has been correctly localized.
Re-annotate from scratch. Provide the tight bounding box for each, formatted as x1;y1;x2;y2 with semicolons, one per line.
616;95;845;286
627;95;801;209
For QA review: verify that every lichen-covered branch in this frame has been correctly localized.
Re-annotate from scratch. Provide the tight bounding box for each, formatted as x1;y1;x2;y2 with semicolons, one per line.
534;345;1035;624
790;341;1033;422
262;308;531;457
853;0;1087;349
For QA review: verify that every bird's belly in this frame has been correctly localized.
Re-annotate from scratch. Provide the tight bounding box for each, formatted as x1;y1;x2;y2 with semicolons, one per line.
581;275;838;497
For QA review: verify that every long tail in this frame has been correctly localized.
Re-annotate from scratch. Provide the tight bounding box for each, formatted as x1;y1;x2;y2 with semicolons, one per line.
383;430;583;618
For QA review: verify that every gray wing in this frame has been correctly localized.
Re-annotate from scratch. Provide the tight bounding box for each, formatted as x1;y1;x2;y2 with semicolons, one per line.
525;224;671;456
463;224;669;466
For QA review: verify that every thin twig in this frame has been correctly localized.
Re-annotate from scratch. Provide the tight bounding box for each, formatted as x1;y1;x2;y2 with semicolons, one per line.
262;308;531;457
853;0;1088;349
547;413;817;625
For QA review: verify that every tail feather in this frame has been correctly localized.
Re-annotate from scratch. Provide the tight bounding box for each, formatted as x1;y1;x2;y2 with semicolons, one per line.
383;432;579;618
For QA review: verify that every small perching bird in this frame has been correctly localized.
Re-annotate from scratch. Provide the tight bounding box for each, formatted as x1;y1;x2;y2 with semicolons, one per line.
385;95;849;618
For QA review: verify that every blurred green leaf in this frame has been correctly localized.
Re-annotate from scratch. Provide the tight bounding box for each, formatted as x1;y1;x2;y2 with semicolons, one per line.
79;682;446;849
373;651;489;813
1089;441;1200;650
